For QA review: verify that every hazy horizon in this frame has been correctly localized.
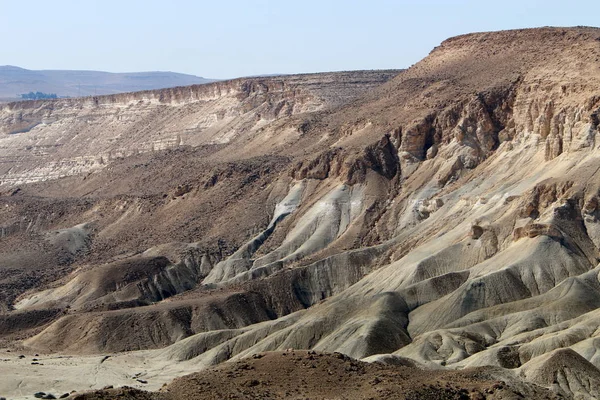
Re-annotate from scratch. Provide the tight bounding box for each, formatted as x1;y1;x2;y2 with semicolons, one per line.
1;0;598;80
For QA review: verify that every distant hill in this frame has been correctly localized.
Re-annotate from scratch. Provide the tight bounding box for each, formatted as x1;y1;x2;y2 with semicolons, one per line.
0;65;215;101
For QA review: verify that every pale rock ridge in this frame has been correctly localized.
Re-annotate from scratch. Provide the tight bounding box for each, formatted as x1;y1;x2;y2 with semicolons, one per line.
0;71;398;186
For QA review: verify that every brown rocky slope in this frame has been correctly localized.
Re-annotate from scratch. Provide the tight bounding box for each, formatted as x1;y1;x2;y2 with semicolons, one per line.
75;351;558;400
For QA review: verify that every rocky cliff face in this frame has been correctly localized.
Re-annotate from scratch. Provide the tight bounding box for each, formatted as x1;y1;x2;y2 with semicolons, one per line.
0;70;398;186
2;28;600;400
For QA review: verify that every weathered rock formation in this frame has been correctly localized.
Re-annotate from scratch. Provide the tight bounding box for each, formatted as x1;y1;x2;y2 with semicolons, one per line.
0;71;398;185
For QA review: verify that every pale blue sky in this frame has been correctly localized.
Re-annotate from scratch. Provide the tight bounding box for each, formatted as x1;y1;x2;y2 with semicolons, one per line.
0;0;597;79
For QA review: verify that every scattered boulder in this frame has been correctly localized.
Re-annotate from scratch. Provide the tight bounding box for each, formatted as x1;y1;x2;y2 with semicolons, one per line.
513;222;563;241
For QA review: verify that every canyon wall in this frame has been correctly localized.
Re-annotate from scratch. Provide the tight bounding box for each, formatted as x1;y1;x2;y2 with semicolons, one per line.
0;71;399;186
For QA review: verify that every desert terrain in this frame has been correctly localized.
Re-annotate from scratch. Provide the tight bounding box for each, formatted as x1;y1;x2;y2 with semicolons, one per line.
1;27;600;399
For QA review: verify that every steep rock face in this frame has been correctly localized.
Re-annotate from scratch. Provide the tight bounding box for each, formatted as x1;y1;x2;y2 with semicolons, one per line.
0;71;399;185
307;28;600;182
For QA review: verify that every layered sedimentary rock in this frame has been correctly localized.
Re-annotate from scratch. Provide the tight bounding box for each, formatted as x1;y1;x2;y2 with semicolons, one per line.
0;71;398;185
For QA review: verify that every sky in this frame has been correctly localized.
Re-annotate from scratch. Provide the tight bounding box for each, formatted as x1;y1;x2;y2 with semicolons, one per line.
0;0;598;79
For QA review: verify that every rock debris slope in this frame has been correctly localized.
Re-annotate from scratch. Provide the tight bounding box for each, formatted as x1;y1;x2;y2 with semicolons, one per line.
1;27;600;399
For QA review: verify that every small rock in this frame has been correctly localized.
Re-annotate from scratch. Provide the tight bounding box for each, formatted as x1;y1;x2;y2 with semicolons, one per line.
426;144;438;159
137;379;148;384
59;394;70;399
471;225;484;239
19;355;26;359
34;393;46;399
101;385;113;390
43;394;56;399
245;379;260;387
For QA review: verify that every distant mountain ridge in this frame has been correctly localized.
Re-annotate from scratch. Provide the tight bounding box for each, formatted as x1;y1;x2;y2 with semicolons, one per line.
0;65;215;100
